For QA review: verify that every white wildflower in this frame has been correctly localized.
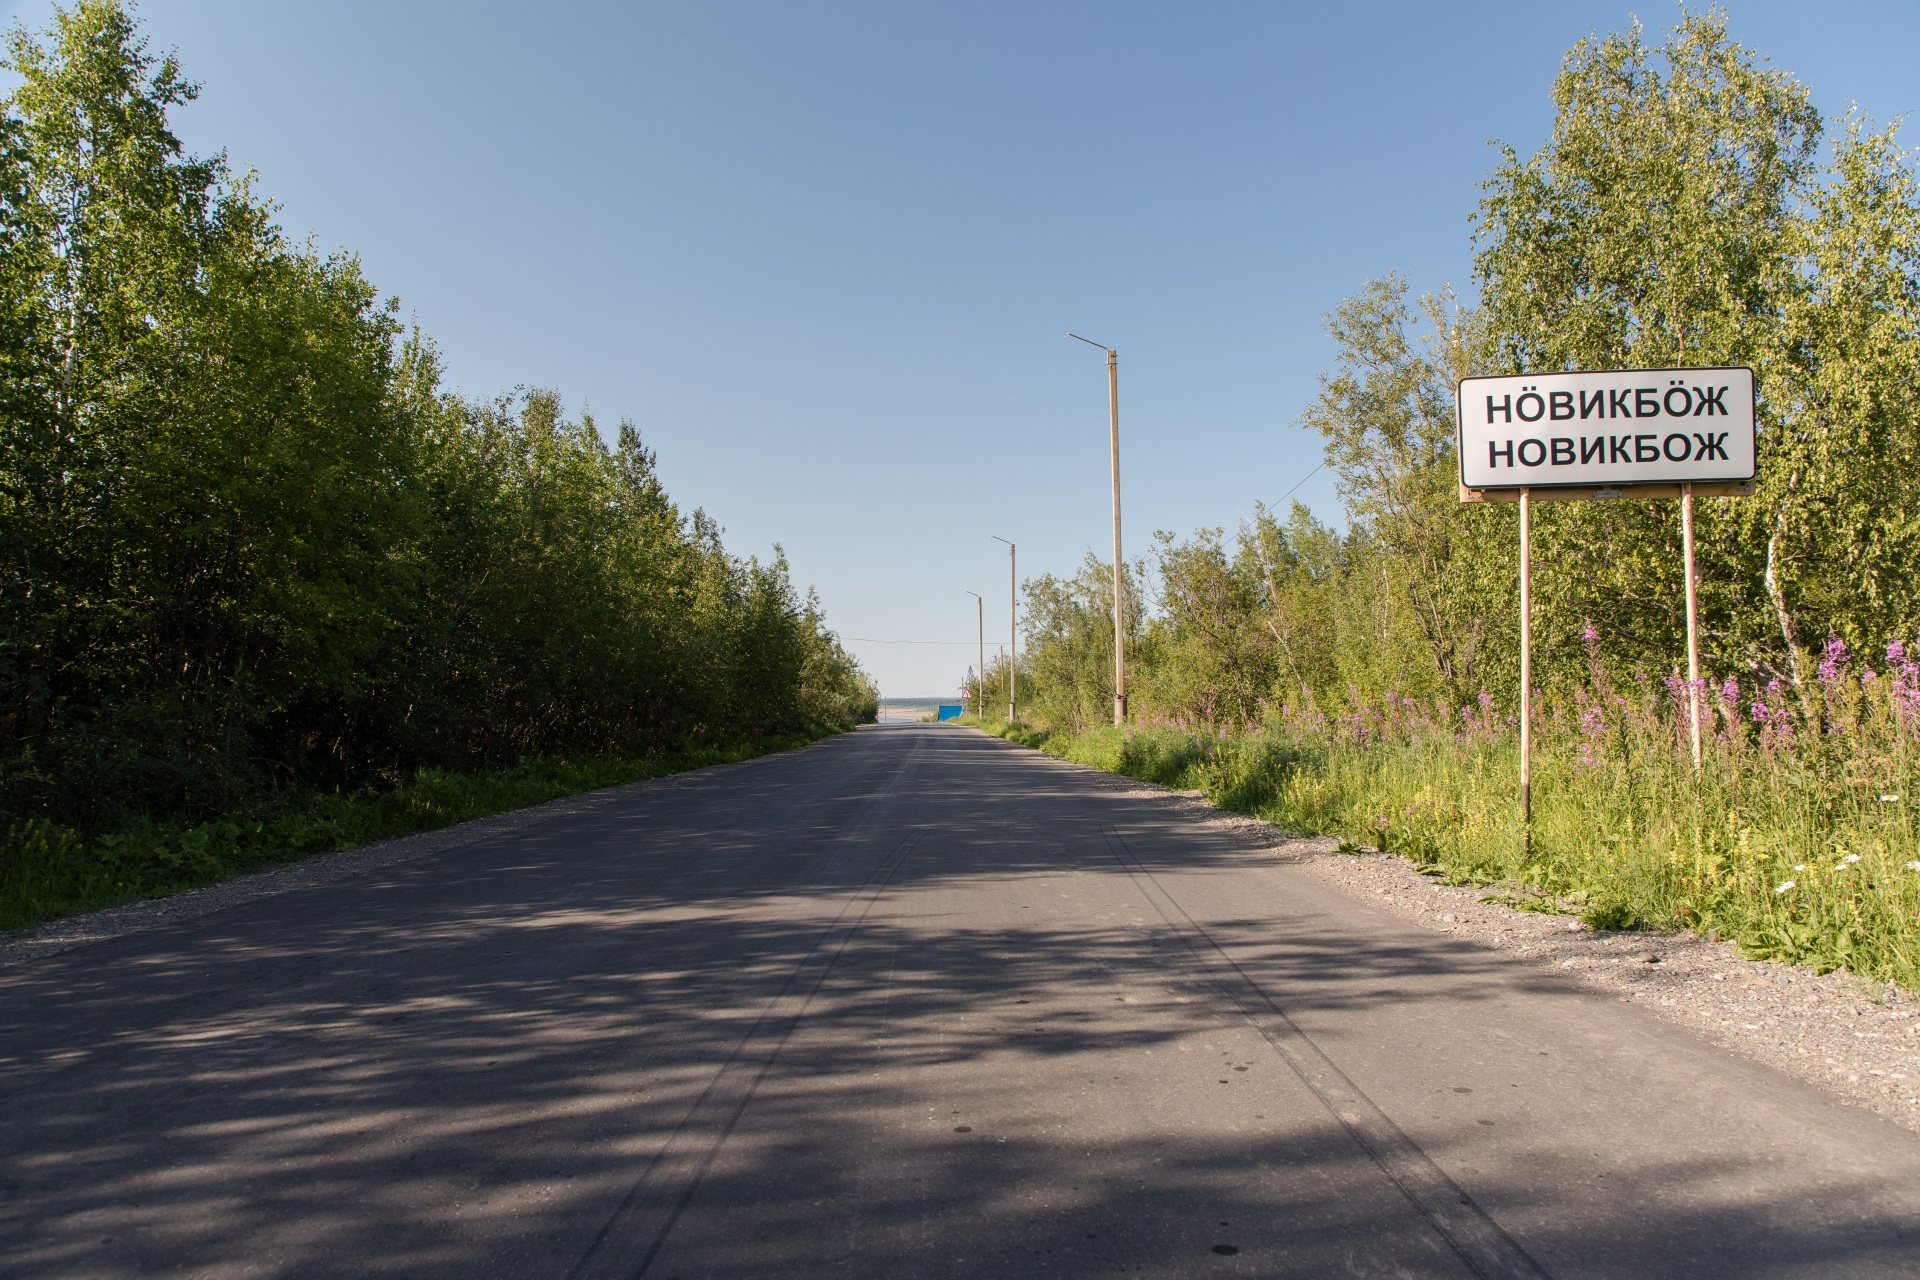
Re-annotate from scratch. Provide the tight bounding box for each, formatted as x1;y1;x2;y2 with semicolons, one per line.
1908;861;1920;872
1883;794;1901;803
1845;853;1863;864
1775;880;1796;894
1793;863;1807;871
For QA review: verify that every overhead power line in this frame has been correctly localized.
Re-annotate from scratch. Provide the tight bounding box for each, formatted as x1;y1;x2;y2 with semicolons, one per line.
1259;460;1325;512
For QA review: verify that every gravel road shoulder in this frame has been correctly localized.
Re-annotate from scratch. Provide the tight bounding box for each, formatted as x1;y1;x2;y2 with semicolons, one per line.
1059;760;1920;1135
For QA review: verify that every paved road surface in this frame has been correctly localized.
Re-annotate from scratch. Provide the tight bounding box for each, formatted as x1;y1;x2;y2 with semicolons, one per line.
4;725;1918;1277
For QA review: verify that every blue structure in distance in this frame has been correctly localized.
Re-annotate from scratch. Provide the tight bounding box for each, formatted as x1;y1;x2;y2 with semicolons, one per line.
936;704;964;722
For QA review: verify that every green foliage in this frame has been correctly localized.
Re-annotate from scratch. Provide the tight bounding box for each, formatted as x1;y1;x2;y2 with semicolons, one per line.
0;1;875;910
1473;7;1920;692
1145;526;1280;724
1300;279;1507;704
998;553;1144;730
967;645;1046;727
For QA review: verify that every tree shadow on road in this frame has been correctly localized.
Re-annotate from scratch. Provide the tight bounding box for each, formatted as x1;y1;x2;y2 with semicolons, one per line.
2;727;1916;1277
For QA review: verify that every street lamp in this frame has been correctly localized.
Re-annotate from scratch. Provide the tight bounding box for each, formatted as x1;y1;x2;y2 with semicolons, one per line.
1067;332;1126;726
964;590;984;720
991;536;1016;723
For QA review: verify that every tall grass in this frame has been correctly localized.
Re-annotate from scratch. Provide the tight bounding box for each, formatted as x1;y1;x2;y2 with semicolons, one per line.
0;731;834;932
982;637;1920;989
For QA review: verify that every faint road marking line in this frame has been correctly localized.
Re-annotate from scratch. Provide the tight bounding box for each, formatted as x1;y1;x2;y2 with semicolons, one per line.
1101;824;1552;1280
567;827;923;1280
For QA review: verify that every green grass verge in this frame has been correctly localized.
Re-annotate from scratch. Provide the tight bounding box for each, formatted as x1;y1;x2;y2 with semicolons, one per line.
0;728;842;933
972;717;1920;991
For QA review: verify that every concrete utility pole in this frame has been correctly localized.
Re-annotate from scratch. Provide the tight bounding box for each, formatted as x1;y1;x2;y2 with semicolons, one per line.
992;536;1016;723
964;591;984;720
1067;333;1125;726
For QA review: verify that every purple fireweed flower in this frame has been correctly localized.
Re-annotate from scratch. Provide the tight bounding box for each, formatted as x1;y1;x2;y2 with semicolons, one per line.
1766;679;1783;696
1898;678;1920;716
1897;658;1920;719
1750;701;1770;723
1575;703;1607;767
1818;637;1848;685
1582;622;1599;644
1890;639;1908;666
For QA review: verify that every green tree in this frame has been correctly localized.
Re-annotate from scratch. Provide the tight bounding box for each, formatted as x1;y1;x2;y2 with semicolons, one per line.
1298;276;1506;704
1018;554;1144;731
1241;501;1348;705
0;1;875;839
1472;7;1920;696
1142;527;1275;726
1750;115;1920;684
0;0;415;818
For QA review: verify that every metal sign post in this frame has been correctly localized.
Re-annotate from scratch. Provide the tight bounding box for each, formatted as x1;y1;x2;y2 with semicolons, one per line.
1519;487;1532;857
1457;366;1757;841
1682;483;1701;770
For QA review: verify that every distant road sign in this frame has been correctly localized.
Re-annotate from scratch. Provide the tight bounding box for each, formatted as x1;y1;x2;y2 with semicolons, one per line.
1457;367;1755;493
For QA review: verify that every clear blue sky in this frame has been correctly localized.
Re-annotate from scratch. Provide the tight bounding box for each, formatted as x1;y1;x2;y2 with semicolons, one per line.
10;1;1916;694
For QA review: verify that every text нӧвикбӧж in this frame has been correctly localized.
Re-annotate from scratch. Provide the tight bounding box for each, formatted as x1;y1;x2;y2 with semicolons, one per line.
1457;367;1755;489
1486;382;1732;425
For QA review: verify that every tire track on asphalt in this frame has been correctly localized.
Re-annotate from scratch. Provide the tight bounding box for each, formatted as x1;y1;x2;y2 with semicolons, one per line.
567;743;928;1280
1099;823;1551;1280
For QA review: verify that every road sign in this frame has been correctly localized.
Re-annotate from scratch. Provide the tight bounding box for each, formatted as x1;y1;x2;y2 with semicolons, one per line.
1457;367;1755;493
1455;365;1761;840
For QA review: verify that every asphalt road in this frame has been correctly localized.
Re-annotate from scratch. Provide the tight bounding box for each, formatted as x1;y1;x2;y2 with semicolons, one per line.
4;724;1919;1278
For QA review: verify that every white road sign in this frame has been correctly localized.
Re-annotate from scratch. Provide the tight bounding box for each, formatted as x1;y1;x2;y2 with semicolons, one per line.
1457;367;1755;491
